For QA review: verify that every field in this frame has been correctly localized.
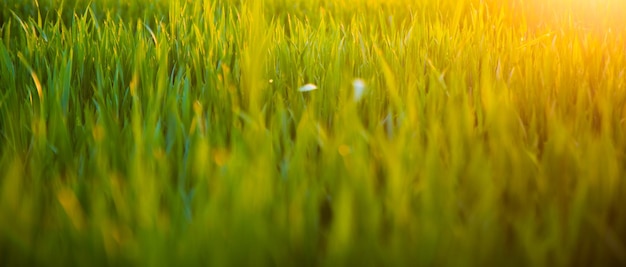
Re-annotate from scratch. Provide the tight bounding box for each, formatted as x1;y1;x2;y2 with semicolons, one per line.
1;0;626;266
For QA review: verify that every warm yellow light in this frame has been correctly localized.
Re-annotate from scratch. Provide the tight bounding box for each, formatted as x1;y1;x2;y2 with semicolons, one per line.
506;0;626;33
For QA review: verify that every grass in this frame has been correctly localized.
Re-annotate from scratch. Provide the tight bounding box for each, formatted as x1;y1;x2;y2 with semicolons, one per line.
1;0;626;266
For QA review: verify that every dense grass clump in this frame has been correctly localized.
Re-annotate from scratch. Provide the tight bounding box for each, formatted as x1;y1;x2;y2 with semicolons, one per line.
1;0;626;266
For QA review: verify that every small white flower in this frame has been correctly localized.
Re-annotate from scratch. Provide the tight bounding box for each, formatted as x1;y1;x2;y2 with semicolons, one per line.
298;83;318;92
269;79;274;84
352;78;366;102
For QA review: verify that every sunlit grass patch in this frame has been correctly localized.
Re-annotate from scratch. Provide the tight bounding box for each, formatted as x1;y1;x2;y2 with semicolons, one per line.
1;0;626;266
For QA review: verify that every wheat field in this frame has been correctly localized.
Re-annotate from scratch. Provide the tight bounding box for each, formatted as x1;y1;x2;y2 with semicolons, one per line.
1;0;625;266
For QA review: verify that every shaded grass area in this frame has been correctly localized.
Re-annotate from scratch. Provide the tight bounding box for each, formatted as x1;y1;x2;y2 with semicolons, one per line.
1;0;626;266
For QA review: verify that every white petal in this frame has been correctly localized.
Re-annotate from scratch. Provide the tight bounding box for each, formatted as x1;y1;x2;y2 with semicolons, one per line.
298;83;318;92
352;79;366;101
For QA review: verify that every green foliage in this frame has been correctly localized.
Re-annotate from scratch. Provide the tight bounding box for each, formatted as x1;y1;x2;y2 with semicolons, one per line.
1;0;626;266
